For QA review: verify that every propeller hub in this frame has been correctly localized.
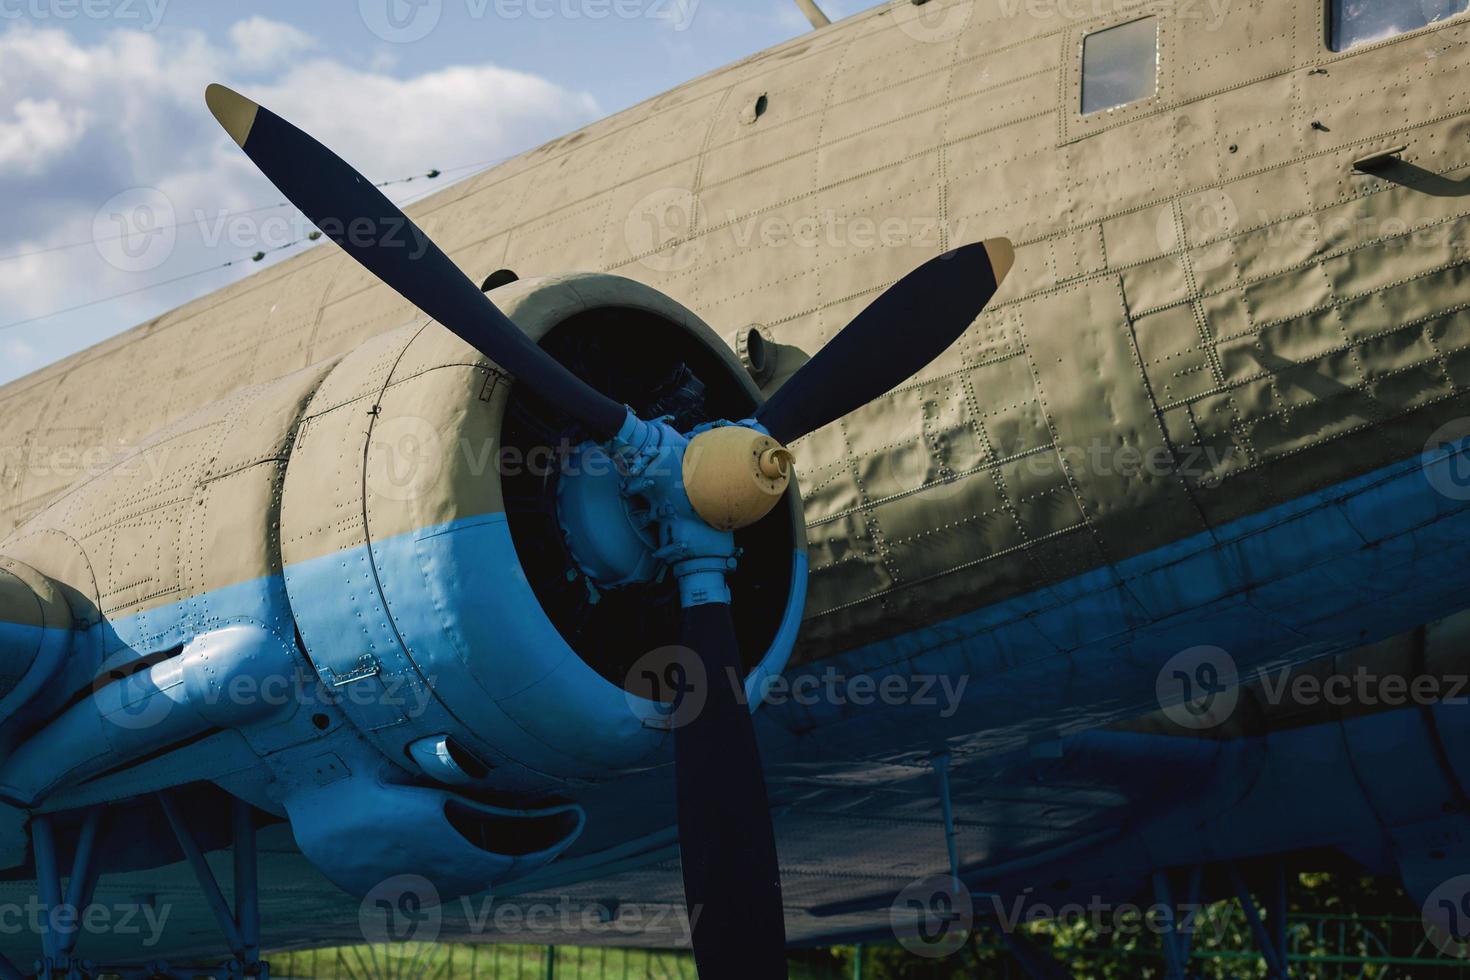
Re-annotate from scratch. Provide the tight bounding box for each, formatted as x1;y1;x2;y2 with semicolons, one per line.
612;416;741;607
681;425;793;532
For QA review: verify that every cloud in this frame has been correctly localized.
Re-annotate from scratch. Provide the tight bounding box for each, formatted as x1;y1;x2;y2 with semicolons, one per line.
1;336;37;373
228;16;318;73
0;17;602;385
0;98;89;176
249;60;601;178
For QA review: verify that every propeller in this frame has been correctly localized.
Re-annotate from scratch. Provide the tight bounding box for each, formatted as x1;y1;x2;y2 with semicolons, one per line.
754;239;1011;445
203;84;628;441
206;83;1011;979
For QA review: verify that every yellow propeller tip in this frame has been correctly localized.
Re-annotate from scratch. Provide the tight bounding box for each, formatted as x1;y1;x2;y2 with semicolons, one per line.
983;237;1014;286
205;83;259;148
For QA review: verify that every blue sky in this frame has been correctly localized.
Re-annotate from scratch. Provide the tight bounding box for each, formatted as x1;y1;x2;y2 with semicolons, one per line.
0;0;871;386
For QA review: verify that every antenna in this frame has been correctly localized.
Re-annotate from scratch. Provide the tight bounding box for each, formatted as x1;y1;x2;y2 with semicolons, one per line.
793;0;830;28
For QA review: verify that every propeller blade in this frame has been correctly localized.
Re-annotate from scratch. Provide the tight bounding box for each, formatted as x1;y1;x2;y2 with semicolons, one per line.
674;602;787;979
204;83;628;440
755;239;1013;445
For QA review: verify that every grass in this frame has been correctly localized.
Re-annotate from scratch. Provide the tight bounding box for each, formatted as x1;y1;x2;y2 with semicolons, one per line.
268;943;854;979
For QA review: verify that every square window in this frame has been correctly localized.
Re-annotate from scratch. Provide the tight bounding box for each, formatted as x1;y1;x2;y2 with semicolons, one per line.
1081;18;1159;115
1330;0;1467;50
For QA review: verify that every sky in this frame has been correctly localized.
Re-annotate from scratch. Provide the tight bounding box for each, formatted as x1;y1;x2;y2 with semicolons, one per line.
0;0;876;386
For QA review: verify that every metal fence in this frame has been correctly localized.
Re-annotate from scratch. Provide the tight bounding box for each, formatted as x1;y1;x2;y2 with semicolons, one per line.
267;913;1470;979
269;944;851;980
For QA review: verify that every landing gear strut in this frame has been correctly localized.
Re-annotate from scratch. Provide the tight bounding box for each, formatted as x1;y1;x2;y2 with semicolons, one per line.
21;795;268;980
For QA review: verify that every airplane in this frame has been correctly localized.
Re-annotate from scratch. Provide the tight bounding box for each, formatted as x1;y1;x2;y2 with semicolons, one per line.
1;0;1470;975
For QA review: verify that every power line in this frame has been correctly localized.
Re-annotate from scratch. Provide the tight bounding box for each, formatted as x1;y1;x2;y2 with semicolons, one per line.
0;237;311;333
0;156;504;266
0;154;510;335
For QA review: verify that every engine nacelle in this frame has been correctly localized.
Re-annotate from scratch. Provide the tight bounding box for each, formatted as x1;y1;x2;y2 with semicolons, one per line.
279;273;807;791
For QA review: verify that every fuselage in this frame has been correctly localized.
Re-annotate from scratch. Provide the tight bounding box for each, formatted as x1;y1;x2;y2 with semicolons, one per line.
2;0;1470;959
4;0;1470;670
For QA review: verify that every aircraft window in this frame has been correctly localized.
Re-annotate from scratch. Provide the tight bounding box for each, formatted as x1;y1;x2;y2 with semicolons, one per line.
1330;0;1467;50
1081;18;1158;115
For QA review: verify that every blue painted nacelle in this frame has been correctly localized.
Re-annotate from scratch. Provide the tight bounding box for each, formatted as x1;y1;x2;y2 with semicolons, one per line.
269;275;807;896
0;274;806;902
279;274;805;788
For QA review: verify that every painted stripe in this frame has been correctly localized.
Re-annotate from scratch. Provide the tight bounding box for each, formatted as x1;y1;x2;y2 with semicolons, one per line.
758;439;1470;751
42;439;1470;780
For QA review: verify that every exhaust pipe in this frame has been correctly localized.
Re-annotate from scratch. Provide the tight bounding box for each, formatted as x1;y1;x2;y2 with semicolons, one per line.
0;624;296;807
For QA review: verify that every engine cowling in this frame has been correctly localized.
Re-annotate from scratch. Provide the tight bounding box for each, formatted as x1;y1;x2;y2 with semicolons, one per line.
279;273;807;791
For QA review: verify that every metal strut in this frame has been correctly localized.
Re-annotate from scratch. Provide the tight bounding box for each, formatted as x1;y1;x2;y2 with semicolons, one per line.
932;753;961;891
933;754;1073;980
155;792;268;979
28;807;106;980
1230;866;1290;979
